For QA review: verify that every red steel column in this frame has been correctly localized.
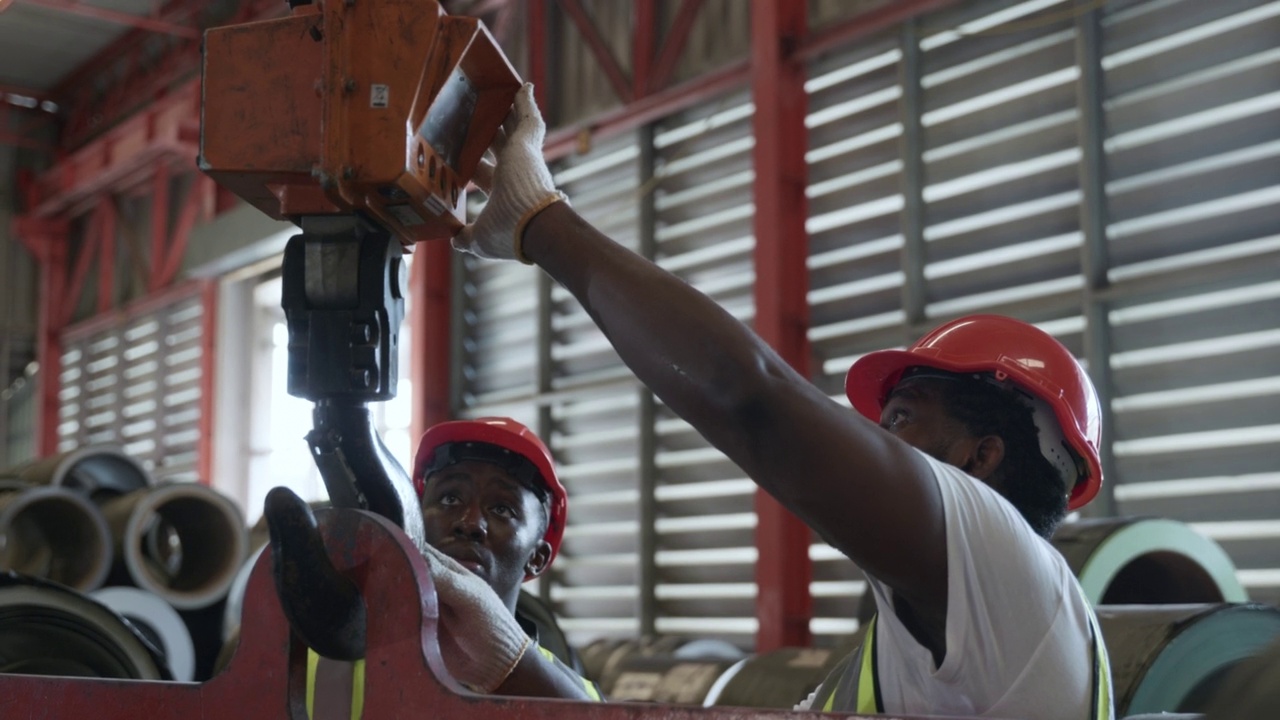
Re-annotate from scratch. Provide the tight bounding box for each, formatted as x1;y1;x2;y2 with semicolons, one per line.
408;241;453;446
527;0;548;108
750;0;813;651
197;279;218;484
31;224;70;456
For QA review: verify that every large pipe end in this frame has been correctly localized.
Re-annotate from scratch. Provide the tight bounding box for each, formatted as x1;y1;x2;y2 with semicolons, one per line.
4;445;153;501
104;483;249;610
0;487;113;592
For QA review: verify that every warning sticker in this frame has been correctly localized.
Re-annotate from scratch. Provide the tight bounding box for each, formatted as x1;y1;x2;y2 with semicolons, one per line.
422;195;450;217
385;204;423;227
370;84;389;108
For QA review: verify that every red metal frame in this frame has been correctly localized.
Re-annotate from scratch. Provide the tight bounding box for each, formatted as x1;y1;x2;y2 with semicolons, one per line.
543;59;749;160
11;218;70;456
408;241;454;444
26;82;199;218
750;0;813;652
797;0;956;63
198;279;218;484
51;0;284;151
0;509;887;719
543;0;955;160
14;0;200;37
558;0;633;103
647;0;704;96
527;0;548;107
632;0;656;102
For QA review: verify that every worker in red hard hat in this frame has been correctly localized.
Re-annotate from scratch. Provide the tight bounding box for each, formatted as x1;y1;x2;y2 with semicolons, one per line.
411;417;600;701
448;84;1115;719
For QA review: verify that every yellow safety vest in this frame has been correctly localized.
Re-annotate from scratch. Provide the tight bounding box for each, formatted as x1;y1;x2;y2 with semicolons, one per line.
818;608;1112;719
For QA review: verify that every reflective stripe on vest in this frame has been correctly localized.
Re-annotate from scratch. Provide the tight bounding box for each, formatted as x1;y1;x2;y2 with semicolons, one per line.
819;610;1113;719
820;614;880;714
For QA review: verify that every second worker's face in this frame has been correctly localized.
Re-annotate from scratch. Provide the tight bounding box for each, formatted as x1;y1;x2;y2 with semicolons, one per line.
420;459;550;610
879;377;987;477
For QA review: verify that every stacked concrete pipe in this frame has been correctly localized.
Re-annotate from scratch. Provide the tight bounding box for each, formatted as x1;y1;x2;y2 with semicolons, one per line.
100;482;248;611
0;484;113;592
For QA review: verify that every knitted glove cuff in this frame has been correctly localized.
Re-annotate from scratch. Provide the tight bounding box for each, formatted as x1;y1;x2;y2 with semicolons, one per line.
512;191;569;264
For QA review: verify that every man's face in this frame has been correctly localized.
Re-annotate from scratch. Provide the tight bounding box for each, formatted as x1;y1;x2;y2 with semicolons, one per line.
880;377;988;480
420;459;551;611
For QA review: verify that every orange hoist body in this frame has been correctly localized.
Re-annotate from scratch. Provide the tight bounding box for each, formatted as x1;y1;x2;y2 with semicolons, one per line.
198;0;520;244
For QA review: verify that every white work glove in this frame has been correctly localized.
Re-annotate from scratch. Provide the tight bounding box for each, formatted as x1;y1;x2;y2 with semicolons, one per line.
453;82;567;264
419;541;531;693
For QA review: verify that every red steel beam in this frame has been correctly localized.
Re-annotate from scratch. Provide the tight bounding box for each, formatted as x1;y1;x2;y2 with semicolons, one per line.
60;204;103;327
557;0;633;103
527;0;548;109
541;0;950;162
96;197;117;313
62;279;202;342
157;172;202;290
408;240;454;445
797;0;958;63
647;0;705;95
750;0;813;652
150;162;171;290
632;0;657;100
16;0;200;38
543;58;749;160
197;279;218;484
30;225;69;455
28;82;198;218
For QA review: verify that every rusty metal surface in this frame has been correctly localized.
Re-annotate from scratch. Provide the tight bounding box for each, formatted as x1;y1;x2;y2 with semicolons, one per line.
0;505;952;719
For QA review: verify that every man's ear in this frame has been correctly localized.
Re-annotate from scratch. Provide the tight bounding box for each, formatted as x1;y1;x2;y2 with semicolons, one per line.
964;435;1006;483
524;539;553;579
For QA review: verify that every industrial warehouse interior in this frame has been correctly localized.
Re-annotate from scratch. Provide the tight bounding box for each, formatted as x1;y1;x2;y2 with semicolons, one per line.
0;0;1278;717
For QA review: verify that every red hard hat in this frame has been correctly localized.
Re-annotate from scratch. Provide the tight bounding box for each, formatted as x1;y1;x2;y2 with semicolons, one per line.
413;417;568;575
844;315;1103;510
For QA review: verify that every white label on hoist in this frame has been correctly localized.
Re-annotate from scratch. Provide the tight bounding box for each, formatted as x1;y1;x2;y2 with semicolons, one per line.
422;194;450;216
370;84;390;108
385;204;423;227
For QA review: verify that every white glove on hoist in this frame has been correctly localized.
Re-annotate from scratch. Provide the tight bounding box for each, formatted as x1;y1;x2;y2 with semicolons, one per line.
453;82;567;264
419;541;531;693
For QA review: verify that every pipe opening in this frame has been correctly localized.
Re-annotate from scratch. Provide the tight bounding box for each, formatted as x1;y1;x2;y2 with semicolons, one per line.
130;494;244;600
1102;551;1225;605
0;490;111;591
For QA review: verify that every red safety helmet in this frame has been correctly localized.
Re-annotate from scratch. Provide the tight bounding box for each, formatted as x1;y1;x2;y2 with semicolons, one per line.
844;314;1103;510
413;417;568;576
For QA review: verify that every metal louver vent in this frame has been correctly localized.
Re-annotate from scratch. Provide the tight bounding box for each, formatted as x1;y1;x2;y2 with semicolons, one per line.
455;0;1280;652
1100;0;1280;606
58;290;207;482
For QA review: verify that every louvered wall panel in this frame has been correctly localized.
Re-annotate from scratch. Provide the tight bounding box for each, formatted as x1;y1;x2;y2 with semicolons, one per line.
57;290;206;482
459;0;1280;652
918;0;1084;321
649;89;759;643
803;26;904;645
458;255;539;405
1101;0;1280;606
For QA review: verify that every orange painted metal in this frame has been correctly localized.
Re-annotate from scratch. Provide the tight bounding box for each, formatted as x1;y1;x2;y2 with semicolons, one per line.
199;0;521;246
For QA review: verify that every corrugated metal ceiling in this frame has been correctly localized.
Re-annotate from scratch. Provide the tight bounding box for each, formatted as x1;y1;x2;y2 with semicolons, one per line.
0;0;164;92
